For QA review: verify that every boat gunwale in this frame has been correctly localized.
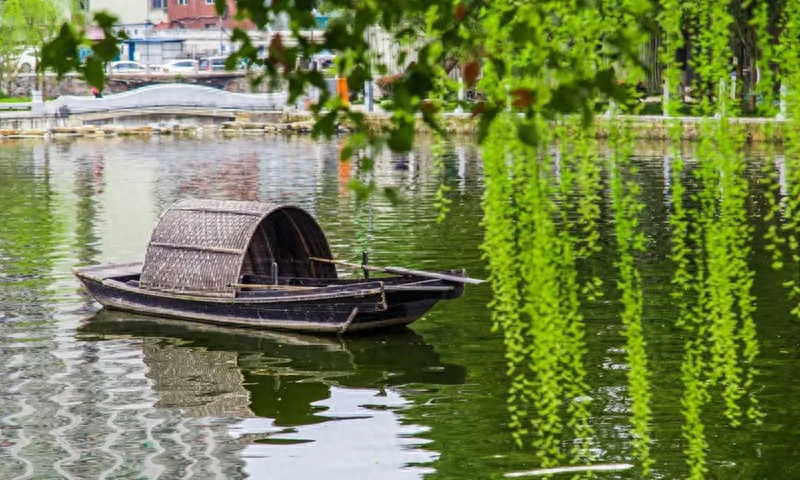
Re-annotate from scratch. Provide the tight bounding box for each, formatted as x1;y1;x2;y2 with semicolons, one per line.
92;297;416;333
97;276;389;306
74;264;463;301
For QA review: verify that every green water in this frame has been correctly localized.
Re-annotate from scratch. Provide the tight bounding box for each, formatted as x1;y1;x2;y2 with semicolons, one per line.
0;136;797;479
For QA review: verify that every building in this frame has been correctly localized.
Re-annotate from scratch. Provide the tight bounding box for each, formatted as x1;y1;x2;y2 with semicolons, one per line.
122;38;185;65
165;0;253;30
85;0;168;30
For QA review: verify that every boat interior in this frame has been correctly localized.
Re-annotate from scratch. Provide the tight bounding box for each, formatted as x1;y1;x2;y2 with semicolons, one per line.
79;263;463;296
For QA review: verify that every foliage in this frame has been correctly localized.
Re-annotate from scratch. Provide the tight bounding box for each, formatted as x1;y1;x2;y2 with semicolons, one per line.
483;116;596;467
430;133;452;223
42;0;645;153
671;120;761;479
0;96;31;102
775;0;800;321
609;119;652;474
374;73;402;97
659;3;765;478
35;0;796;475
0;0;75;86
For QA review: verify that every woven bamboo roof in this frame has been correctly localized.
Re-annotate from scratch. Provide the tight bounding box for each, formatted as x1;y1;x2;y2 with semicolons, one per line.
139;199;337;297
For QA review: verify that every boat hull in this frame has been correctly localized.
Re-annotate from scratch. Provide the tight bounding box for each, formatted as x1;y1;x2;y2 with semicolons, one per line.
74;265;465;333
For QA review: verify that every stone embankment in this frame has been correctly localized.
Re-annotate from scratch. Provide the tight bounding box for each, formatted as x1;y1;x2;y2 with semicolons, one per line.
0;120;346;140
283;111;792;142
0;111;792;142
3;72;264;98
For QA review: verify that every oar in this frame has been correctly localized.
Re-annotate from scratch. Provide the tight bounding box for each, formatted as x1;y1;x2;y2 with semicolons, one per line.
309;257;486;285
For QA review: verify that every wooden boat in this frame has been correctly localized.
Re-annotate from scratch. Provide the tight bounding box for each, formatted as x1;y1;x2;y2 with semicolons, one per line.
73;199;481;334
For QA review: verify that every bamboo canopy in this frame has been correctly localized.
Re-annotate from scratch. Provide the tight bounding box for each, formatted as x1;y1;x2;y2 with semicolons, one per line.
139;199;337;297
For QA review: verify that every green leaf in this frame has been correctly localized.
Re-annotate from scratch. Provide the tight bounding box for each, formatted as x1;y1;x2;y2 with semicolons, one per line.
348;178;375;201
214;0;227;16
517;122;538;146
382;187;401;206
311;109;338;138
476;105;501;143
83;56;106;90
40;23;82;78
386;119;415;152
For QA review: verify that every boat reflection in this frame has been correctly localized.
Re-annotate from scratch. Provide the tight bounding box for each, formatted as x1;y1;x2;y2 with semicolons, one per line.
78;310;467;478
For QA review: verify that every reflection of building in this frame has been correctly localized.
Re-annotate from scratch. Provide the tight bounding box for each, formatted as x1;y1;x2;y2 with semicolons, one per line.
153;137;325;215
371;142;484;191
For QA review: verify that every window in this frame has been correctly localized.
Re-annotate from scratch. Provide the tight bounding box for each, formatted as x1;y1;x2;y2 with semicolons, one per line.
205;0;214;3
151;0;167;8
177;0;187;5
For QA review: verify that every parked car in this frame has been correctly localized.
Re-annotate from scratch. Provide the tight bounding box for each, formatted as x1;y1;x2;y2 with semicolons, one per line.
159;59;198;73
107;61;146;74
198;56;226;71
198;56;245;72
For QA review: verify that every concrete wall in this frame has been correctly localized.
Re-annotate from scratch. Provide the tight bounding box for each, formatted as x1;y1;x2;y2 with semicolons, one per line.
367;27;422;75
88;0;167;25
3;72;277;98
44;84;288;115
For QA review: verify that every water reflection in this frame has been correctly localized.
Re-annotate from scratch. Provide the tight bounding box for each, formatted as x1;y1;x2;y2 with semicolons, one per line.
78;311;467;478
665;121;762;479
0;141;63;320
0;136;484;479
4;134;798;479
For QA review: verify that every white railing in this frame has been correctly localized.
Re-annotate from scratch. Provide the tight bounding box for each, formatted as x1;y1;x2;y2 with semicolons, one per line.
43;84;288;115
0;102;32;111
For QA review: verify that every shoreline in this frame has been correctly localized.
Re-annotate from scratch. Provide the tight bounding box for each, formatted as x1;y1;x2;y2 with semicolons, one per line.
0;111;791;142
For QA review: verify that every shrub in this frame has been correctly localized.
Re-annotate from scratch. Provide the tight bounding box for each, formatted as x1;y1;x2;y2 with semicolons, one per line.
375;73;402;97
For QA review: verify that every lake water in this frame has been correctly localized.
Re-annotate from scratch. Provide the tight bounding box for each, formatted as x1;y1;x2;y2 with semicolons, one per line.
0;135;798;479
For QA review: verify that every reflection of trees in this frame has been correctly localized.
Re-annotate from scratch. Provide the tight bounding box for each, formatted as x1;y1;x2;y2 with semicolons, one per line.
71;144;102;268
0;141;80;479
314;139;486;273
5;134;796;478
0;140;61;318
664;123;761;479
